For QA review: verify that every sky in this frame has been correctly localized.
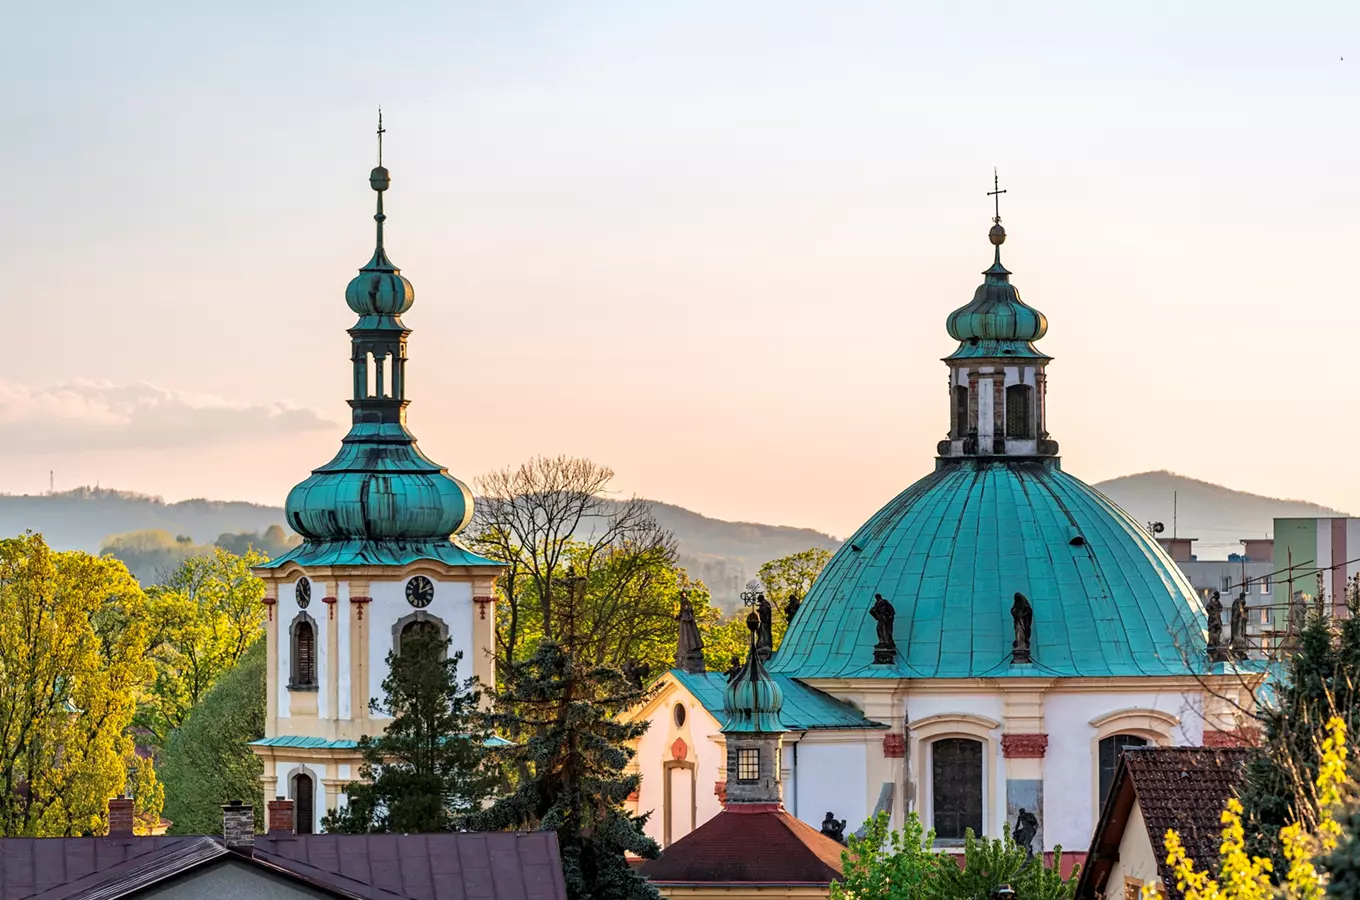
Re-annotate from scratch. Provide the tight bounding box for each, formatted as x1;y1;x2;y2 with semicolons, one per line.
2;1;1358;538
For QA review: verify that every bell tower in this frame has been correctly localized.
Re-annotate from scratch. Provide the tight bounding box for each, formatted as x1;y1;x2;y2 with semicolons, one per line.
249;119;504;831
937;174;1058;460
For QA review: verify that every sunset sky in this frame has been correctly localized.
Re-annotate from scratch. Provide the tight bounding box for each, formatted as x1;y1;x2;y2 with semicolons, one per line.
4;1;1358;537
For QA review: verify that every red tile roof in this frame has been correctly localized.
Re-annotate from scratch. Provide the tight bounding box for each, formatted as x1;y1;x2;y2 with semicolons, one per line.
0;832;567;900
637;808;845;885
1077;746;1247;900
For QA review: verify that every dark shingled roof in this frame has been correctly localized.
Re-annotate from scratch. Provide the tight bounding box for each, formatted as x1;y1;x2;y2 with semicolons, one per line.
1077;746;1247;900
0;832;567;900
637;808;844;885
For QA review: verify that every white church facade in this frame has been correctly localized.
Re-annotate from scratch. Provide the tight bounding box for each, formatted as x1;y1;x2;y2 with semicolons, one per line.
625;209;1263;861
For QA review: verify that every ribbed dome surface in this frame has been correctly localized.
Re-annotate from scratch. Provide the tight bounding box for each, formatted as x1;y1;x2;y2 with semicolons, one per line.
770;458;1208;679
723;646;785;734
345;253;414;316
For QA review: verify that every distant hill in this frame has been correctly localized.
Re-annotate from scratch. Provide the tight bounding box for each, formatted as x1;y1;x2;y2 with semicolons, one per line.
0;488;839;609
2;471;1344;602
1092;470;1349;557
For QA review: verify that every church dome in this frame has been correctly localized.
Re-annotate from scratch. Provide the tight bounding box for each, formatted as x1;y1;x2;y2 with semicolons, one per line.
769;458;1207;679
944;223;1048;358
346;263;414;317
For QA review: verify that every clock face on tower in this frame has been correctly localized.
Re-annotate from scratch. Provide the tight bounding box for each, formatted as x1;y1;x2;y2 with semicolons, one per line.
405;576;434;608
296;578;311;608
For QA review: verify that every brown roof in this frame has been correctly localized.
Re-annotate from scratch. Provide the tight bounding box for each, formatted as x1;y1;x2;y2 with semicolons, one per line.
637;807;844;885
0;832;567;900
1076;746;1247;900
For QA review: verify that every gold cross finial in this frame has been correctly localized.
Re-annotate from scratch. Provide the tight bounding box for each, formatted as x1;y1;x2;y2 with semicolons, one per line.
987;168;1006;224
377;107;385;166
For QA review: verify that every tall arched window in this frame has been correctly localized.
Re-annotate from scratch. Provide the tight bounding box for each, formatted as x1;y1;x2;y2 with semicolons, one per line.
1005;383;1033;438
1098;733;1149;807
393;612;449;657
953;385;969;437
400;618;440;653
293;771;315;835
931;738;983;840
289;613;317;690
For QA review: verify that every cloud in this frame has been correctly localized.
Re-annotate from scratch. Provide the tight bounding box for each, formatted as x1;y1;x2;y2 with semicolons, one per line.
0;378;335;454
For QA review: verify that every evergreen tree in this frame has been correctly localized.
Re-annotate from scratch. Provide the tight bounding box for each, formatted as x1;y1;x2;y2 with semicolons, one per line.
472;638;659;900
1241;587;1360;873
323;628;495;834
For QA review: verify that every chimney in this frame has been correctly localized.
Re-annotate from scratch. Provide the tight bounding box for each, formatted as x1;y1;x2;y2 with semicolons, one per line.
267;796;295;837
222;800;255;852
107;797;135;838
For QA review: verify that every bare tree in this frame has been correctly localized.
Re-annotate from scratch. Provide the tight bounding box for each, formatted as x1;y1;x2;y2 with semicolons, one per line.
466;456;679;672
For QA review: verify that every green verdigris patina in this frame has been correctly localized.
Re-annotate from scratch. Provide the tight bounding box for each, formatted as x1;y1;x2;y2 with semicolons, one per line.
262;154;495;571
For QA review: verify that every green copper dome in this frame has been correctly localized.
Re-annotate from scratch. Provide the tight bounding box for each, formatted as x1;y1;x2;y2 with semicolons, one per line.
769;457;1209;679
263;142;496;571
944;224;1049;360
723;617;785;733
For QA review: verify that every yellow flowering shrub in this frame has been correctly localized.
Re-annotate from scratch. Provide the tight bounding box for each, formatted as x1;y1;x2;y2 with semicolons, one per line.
1142;717;1348;900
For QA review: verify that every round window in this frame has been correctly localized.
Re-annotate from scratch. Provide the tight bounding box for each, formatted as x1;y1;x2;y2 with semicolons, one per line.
673;703;686;728
295;578;311;608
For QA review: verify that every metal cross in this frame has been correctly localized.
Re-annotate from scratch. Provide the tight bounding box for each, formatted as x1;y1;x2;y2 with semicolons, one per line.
987;168;1006;224
377;107;385;166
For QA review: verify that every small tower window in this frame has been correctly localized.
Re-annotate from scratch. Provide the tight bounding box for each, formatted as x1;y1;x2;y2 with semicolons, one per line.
1005;383;1033;439
289;613;317;690
736;748;760;782
953;385;969;437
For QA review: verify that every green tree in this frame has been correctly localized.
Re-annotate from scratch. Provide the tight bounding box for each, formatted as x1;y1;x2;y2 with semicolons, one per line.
0;533;163;836
99;529;213;585
159;638;265;834
757;546;831;647
138;548;268;745
1241;588;1360;874
831;810;941;900
473;638;659;900
924;826;1077;900
324;629;496;834
214;524;300;558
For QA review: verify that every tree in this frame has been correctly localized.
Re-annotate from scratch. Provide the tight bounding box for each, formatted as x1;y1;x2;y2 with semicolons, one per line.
158;638;265;834
467;456;679;671
0;533;163;836
925;826;1077;900
214;525;300;558
323;629;496;834
831;810;940;900
99;529;213;585
1240;594;1360;874
138;548;268;745
1152;716;1348;900
757;547;831;648
473;635;659;900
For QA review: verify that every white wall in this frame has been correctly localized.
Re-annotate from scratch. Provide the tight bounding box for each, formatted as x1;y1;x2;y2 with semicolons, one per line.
636;683;725;847
1043;690;1203;850
796;740;870;833
367;578;474;707
276;577;329;719
1107;798;1161;895
337;580;352;720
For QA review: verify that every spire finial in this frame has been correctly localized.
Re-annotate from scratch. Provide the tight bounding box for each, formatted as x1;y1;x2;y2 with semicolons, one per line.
377;107;385;167
988;168;1006;225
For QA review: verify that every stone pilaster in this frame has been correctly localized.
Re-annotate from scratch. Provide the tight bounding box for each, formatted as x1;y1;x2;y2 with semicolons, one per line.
1001;682;1051;852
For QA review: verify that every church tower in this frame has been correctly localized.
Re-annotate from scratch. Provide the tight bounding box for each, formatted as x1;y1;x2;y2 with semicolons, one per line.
250;124;504;832
938;174;1056;459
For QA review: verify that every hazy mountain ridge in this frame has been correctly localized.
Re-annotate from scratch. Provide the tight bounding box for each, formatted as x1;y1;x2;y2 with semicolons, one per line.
0;470;1347;604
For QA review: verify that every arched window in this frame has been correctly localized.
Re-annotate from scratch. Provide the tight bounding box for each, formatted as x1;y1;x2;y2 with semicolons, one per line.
931;738;983;840
1098;733;1149;807
1005;383;1033;438
393;611;449;657
293;771;315;835
289;613;317;690
953;385;969;437
400;618;440;654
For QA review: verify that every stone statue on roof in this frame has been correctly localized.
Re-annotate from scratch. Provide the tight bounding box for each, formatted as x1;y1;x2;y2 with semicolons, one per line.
784;592;801;624
756;593;774;661
725;654;743;681
675;591;706;674
1230;591;1249;659
1205;590;1228;662
622;659;650;690
820;812;846;844
1011;592;1033;664
871;593;896;664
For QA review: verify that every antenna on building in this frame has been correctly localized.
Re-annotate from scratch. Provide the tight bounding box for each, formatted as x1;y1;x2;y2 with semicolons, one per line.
1147;521;1165;536
1173;491;1178;539
49;470;53;494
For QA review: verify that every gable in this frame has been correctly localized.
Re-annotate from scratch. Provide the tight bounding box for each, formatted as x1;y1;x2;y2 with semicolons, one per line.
135;858;340;900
